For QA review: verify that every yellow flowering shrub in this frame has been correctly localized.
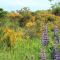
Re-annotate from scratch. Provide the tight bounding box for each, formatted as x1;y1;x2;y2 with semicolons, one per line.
4;27;23;46
8;12;20;18
26;21;35;27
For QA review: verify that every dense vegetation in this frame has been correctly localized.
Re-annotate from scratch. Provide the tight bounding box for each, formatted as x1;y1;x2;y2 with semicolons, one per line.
0;1;60;60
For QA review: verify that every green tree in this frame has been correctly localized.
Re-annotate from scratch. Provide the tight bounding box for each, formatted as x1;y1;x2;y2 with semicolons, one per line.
48;0;53;2
51;2;60;16
17;7;30;16
0;8;7;18
17;7;32;27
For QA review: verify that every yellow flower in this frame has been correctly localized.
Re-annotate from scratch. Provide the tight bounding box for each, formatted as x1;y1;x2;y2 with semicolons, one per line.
26;22;35;27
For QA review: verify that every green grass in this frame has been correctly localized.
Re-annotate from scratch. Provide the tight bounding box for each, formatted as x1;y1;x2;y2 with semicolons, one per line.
0;38;42;60
0;18;60;60
0;29;59;60
0;36;57;60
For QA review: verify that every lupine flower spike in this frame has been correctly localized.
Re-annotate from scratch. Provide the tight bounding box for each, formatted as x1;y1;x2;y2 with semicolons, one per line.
42;25;49;46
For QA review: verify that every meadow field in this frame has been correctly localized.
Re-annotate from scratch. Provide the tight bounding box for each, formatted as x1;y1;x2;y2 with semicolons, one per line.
0;1;60;60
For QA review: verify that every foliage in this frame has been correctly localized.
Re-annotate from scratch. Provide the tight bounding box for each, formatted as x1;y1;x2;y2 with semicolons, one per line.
0;8;7;18
0;7;60;60
52;6;60;16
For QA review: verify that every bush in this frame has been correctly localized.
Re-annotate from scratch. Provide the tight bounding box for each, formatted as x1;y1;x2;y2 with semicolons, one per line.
52;7;60;16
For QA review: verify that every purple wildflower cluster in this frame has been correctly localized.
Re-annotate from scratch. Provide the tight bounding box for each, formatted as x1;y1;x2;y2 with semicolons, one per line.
54;26;59;44
42;25;49;46
52;26;60;60
41;25;60;60
40;49;46;60
52;47;60;60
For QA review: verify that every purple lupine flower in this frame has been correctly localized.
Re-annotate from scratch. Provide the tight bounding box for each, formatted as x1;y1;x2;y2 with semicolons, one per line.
40;49;46;60
54;26;59;44
42;25;49;46
52;47;60;60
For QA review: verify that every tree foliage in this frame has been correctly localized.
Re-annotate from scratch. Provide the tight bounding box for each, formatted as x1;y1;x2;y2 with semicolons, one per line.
0;8;7;18
51;2;60;16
